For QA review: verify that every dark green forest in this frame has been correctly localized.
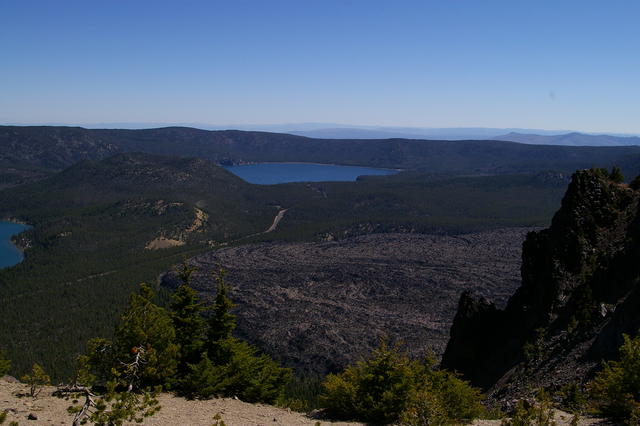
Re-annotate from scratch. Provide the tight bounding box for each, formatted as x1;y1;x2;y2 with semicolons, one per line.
0;152;571;379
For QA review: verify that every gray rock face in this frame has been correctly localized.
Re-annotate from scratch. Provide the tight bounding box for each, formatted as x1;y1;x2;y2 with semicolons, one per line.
443;169;640;402
162;229;530;375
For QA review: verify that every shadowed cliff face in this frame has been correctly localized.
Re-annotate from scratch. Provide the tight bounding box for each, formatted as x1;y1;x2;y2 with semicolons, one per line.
442;169;640;400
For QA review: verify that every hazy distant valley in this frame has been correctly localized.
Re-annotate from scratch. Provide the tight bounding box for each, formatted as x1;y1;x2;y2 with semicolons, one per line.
1;124;640;384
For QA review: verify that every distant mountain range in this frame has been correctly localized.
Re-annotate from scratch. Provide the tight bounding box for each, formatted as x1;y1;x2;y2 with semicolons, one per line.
6;122;573;139
495;131;640;147
286;127;640;145
286;126;573;140
10;122;640;145
5;126;640;184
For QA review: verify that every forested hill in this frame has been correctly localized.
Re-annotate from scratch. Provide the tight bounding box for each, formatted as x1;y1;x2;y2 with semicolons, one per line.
0;151;570;378
0;153;280;378
4;126;640;185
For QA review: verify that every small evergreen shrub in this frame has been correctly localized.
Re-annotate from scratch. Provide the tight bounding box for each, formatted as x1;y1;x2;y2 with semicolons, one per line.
590;166;624;183
501;389;556;426
523;328;547;367
589;333;640;421
278;374;323;412
180;340;290;403
20;363;51;397
609;166;624;184
112;283;179;388
211;412;227;426
400;388;449;425
556;382;587;414
319;342;485;424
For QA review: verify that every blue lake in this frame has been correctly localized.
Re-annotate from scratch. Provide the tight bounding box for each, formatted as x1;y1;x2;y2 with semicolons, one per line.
0;221;30;268
223;163;398;184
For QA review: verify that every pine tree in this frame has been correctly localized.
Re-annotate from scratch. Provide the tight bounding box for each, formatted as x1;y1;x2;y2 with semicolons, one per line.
113;283;179;388
170;262;207;375
179;268;291;403
20;363;50;397
207;268;236;364
65;284;173;425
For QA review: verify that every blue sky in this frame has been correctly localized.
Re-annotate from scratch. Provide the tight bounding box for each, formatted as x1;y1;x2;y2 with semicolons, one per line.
1;0;639;133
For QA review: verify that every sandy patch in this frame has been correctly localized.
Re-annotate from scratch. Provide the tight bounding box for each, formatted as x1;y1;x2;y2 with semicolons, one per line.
186;207;209;233
145;237;185;250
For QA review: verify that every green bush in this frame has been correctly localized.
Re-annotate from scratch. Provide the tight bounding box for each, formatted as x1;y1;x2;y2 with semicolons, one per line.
278;374;323;412
319;342;485;424
113;283;179;388
20;363;51;397
557;382;587;414
523;328;547;367
501;389;556;426
589;333;640;421
400;388;449;425
180;340;291;403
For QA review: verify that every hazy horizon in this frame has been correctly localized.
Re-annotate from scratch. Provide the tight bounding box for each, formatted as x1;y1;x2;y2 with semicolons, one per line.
4;121;640;139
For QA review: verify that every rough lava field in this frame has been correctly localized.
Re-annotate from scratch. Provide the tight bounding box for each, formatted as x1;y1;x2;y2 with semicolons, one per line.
163;228;533;375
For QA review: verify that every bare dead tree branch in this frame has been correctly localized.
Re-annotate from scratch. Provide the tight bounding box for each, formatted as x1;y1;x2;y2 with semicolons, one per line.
54;385;97;426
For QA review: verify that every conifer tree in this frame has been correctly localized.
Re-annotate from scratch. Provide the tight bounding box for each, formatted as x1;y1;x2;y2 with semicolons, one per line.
21;363;50;397
207;268;236;364
65;283;174;424
179;268;291;402
170;262;207;375
113;283;179;387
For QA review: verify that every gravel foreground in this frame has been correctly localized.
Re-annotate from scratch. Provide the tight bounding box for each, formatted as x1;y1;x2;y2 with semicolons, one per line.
1;378;606;425
0;378;361;425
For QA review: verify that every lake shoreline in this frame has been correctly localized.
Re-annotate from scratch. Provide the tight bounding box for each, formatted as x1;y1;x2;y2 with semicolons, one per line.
0;221;32;268
0;216;30;226
222;162;401;185
220;160;403;172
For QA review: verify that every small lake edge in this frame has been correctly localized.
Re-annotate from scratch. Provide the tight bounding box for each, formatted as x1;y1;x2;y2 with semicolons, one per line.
220;160;404;172
222;162;402;185
0;220;33;268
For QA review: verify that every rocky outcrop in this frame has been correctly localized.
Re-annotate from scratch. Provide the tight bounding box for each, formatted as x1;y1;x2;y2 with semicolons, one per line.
442;169;640;401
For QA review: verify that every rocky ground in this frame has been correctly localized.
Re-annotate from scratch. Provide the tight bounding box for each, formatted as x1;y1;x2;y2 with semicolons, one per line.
0;377;362;425
163;229;533;375
0;377;606;425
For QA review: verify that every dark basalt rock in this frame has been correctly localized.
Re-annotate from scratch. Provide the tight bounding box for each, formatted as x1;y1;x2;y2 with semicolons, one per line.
442;169;640;400
162;230;530;375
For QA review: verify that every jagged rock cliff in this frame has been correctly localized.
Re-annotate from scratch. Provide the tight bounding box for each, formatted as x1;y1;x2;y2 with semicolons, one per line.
442;169;640;401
